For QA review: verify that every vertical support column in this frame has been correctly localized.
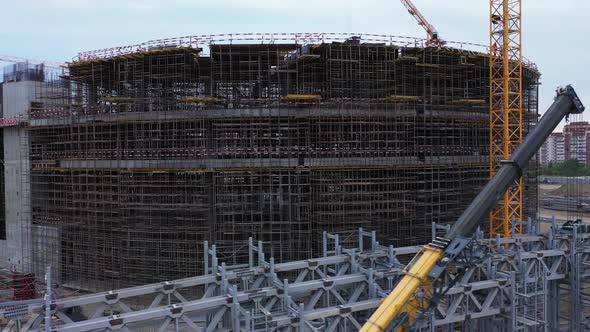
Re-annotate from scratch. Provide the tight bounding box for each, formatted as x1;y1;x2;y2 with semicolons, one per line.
44;266;52;332
547;223;560;331
0;80;35;273
570;227;581;331
489;0;523;238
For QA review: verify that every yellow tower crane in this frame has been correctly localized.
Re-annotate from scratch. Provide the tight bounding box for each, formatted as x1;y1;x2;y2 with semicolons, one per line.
489;0;524;238
358;1;580;331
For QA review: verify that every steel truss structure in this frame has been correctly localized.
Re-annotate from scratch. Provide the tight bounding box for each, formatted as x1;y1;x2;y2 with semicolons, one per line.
2;219;589;332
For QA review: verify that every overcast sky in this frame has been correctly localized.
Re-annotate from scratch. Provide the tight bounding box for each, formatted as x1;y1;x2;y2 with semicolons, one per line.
1;0;588;129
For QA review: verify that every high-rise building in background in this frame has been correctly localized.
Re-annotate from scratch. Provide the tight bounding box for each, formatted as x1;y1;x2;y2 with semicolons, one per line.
541;122;590;165
565;122;590;164
539;133;565;165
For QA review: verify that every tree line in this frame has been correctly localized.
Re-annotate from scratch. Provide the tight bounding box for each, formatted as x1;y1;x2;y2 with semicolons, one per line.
541;160;590;176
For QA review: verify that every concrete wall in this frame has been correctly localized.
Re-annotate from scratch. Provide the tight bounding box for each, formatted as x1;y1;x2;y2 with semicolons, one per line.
0;81;36;272
2;81;36;118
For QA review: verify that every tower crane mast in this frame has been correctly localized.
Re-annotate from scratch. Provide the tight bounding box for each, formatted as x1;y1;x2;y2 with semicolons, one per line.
489;0;524;238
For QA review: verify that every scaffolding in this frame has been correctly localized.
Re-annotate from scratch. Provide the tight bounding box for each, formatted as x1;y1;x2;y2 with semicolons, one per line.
23;34;539;291
4;220;590;332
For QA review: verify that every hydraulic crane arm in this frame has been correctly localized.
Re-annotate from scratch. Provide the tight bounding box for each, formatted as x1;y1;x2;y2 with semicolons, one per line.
360;85;585;332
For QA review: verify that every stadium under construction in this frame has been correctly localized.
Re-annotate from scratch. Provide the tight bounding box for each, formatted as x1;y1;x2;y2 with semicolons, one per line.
5;29;590;331
0;33;542;291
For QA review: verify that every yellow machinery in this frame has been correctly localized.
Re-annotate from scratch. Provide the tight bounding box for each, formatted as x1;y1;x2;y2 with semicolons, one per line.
359;85;585;331
360;2;536;330
359;246;443;331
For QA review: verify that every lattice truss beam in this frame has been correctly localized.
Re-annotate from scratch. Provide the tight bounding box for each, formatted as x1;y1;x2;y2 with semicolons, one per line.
489;0;524;238
3;224;590;332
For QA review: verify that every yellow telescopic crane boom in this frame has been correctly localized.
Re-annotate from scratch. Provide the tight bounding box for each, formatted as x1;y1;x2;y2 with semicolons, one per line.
359;86;585;331
399;0;445;47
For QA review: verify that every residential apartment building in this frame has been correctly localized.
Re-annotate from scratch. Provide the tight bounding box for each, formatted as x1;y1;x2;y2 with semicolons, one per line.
540;132;565;165
541;122;590;165
565;122;590;164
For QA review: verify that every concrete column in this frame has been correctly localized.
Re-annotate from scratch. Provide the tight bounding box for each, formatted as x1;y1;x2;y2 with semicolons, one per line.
0;80;36;272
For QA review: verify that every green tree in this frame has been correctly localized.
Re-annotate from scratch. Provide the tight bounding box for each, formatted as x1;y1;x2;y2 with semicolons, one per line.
541;159;590;176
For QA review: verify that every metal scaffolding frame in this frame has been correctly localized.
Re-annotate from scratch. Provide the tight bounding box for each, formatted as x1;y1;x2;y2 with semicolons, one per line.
19;35;539;290
3;219;589;332
489;0;525;238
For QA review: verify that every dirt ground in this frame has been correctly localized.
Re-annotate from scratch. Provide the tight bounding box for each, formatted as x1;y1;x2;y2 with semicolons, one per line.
539;208;590;222
538;182;590;229
539;184;562;192
540;183;590;196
